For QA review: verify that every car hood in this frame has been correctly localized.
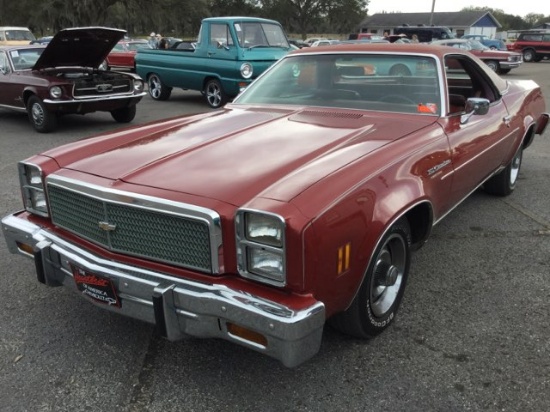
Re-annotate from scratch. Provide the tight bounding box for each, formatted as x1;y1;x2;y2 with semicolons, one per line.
49;106;436;205
33;27;126;70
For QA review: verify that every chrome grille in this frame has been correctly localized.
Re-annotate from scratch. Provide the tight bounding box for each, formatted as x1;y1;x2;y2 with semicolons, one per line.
47;182;218;273
73;78;132;98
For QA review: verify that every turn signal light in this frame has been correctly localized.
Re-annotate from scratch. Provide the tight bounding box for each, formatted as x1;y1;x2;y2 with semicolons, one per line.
227;323;268;348
16;241;35;256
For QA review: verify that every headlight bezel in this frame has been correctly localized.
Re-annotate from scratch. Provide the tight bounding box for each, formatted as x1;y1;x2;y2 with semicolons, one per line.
240;62;253;79
49;86;63;99
133;79;144;93
235;209;286;287
18;161;49;217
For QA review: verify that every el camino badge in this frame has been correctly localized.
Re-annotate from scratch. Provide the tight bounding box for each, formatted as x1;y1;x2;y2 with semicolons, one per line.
427;159;451;176
96;83;113;93
98;221;116;231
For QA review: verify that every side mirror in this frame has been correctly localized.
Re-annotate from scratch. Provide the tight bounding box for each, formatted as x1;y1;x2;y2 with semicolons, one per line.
461;97;490;124
217;41;229;50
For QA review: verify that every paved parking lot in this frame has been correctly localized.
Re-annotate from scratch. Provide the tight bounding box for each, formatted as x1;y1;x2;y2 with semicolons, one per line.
1;62;549;412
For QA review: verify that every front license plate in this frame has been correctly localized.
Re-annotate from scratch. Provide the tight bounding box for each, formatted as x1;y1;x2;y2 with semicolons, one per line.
71;265;121;307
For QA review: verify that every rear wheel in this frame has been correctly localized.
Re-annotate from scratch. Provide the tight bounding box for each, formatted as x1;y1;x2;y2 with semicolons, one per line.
389;64;412;76
484;145;523;196
147;73;172;100
204;78;227;108
27;95;57;133
111;105;137;123
329;218;411;338
522;49;536;62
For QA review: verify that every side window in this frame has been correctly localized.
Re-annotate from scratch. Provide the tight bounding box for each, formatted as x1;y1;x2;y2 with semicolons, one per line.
0;51;9;73
445;55;498;114
544;34;550;42
210;23;233;47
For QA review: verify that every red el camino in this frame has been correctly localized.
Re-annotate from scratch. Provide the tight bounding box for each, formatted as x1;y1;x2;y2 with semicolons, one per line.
99;39;153;71
2;43;548;367
0;27;146;132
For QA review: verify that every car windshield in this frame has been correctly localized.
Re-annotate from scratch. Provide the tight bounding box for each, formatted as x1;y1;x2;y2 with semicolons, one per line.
466;40;488;51
4;29;35;41
233;22;289;48
10;48;44;70
235;53;441;115
127;42;152;51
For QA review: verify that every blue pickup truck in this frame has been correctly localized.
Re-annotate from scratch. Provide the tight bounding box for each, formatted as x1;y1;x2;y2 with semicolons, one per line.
135;16;291;108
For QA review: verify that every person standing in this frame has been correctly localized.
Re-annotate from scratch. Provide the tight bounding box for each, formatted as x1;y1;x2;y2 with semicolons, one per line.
149;32;157;48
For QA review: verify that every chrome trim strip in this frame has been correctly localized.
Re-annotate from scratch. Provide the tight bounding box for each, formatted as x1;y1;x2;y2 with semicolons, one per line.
43;91;146;104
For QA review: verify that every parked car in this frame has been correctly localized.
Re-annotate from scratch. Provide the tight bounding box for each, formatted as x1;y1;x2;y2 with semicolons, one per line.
99;39;153;71
169;40;196;51
0;26;35;45
431;38;522;74
29;36;53;45
310;39;341;47
511;30;550;62
461;34;506;50
394;25;454;42
2;43;548;367
0;27;146;132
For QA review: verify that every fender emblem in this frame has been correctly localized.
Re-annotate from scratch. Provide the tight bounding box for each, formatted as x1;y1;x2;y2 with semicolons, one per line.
98;221;116;231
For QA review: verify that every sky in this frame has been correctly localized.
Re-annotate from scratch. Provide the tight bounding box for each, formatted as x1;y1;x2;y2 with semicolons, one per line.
366;0;550;18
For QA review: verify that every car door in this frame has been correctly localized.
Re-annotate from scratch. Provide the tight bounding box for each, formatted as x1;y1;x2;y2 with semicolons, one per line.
438;54;517;204
0;50;25;109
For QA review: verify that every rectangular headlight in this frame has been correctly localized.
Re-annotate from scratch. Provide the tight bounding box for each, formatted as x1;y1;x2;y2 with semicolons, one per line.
245;212;283;247
19;162;49;217
236;210;286;286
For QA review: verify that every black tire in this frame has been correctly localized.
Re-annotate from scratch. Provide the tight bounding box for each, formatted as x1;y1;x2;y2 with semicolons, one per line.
533;56;543;62
389;64;412;76
26;95;57;133
111;105;137;123
329;217;411;338
204;78;227;108
485;60;499;72
523;49;536;62
147;73;172;100
484;145;523;196
498;69;511;75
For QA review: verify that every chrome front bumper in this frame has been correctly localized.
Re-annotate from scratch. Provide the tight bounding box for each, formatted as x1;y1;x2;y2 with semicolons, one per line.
2;213;325;367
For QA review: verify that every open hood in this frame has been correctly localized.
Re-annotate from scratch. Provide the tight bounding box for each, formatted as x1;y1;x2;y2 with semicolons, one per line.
33;27;126;70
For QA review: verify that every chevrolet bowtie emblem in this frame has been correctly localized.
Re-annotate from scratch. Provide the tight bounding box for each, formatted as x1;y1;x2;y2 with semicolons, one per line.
98;221;116;231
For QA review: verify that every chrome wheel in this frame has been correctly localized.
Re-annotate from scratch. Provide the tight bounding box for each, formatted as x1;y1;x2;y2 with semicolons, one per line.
509;148;522;186
147;74;171;100
370;233;407;317
31;102;45;126
204;79;226;108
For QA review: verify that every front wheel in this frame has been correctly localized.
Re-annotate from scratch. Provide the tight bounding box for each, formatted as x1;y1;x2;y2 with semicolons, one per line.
147;73;172;100
498;68;511;75
27;95;57;133
485;60;499;72
329;218;411;338
484;145;523;196
111;105;136;123
204;79;227;108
